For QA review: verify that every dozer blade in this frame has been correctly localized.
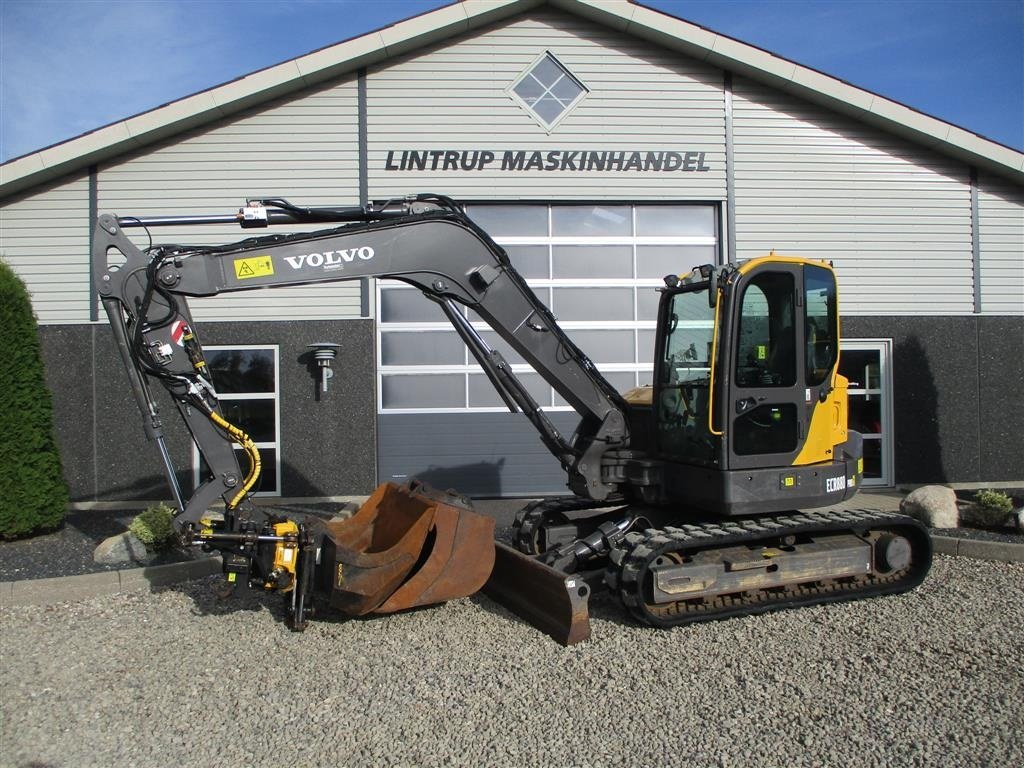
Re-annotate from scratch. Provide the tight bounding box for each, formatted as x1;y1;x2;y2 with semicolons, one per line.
483;542;591;646
311;481;494;616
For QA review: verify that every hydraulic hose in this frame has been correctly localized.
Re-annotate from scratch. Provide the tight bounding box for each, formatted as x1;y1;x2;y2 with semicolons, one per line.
207;410;261;508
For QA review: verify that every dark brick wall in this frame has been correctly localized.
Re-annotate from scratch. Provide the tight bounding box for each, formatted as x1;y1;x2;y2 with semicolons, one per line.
39;320;377;502
844;315;1024;484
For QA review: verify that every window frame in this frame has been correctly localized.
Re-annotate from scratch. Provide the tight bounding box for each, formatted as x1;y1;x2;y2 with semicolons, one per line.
506;50;589;133
191;344;282;497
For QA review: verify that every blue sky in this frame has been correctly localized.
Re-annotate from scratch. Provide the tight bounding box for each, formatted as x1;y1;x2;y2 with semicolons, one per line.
1;0;1021;163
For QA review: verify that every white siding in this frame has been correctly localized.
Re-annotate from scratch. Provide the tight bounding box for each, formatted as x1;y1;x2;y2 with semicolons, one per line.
978;174;1024;315
732;77;974;315
98;80;364;322
0;174;91;324
367;10;726;200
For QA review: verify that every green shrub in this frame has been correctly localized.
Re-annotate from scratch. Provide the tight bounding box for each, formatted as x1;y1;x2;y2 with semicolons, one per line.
0;260;69;539
129;503;177;551
973;489;1014;517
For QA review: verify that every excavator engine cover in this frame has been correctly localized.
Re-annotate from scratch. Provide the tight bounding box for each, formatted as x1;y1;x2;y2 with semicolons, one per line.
309;481;495;616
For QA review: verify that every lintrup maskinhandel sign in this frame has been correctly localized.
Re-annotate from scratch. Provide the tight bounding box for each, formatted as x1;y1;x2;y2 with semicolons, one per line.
384;149;711;172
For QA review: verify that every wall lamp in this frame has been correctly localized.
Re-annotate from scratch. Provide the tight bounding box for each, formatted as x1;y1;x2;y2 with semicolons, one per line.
307;342;341;395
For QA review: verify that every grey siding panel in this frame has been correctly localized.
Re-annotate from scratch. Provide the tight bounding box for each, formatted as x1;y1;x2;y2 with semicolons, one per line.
97;80;365;322
0;174;91;324
732;77;975;315
977;174;1024;315
378;412;580;497
367;10;726;201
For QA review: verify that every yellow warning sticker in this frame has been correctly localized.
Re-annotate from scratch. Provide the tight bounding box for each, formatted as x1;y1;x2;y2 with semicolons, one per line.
858;457;864;474
783;476;796;487
234;255;274;280
757;344;767;360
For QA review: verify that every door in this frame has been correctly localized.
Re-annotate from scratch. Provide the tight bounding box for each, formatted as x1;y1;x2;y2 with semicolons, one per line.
728;265;806;470
839;340;893;486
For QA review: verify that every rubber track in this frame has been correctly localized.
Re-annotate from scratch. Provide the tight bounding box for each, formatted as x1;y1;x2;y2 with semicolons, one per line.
604;508;933;628
512;496;625;555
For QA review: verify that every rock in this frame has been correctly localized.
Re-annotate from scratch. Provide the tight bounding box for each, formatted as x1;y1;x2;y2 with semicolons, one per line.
959;501;1017;530
93;532;154;566
900;486;958;528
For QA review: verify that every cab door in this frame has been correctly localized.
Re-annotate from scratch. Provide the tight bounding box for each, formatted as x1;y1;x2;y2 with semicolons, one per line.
726;263;808;470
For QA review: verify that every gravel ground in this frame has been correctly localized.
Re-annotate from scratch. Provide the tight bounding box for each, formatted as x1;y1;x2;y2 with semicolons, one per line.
2;555;1021;768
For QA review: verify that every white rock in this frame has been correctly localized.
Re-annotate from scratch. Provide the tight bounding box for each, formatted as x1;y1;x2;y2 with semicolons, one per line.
93;532;154;565
900;485;958;528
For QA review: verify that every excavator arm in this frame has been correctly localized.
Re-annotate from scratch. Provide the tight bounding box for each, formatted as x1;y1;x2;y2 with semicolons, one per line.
91;194;628;635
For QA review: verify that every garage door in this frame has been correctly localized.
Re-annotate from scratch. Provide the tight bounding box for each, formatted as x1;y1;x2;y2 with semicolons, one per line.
377;202;720;497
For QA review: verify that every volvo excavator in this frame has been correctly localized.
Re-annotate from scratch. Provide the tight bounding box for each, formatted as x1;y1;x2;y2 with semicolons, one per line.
92;193;932;644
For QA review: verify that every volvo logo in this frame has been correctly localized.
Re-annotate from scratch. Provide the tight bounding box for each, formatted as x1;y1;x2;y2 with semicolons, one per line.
283;247;375;270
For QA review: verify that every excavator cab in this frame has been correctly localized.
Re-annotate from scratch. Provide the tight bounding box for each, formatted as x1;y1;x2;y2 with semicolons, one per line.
652;258;862;516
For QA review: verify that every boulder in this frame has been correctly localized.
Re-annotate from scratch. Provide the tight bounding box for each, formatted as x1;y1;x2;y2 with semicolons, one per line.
900;485;958;528
94;532;154;566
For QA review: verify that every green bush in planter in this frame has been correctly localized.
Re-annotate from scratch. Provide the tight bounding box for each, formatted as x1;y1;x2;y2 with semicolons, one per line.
128;503;177;551
0;260;69;539
973;489;1013;517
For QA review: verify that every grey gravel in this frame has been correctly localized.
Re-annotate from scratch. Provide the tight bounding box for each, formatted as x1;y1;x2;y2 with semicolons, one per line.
2;555;1022;768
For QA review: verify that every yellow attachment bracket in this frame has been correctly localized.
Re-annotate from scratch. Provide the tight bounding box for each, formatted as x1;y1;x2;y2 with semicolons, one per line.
207;410;262;509
271;520;300;592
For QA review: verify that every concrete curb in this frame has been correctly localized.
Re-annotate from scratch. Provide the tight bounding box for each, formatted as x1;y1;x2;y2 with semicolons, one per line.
930;535;1024;563
0;556;222;609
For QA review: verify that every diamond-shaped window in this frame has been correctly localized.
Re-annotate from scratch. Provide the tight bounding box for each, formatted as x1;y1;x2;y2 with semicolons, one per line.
509;52;587;130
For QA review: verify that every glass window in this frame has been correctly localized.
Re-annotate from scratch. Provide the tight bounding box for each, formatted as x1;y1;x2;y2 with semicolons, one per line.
464;206;547;237
655;287;717;463
504;245;549;279
805;265;838;386
381;331;464;366
552;245;632;279
206;349;275;394
568;329;635;365
382;375;465;409
636;245;717;279
509;52;587;129
469;372;550;408
553;287;633;321
551;206;631;237
380;287;446;323
635;206;716;237
195;346;280;496
735;273;796;388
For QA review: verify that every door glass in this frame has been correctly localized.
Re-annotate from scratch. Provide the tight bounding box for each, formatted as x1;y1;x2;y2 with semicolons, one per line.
734;404;799;455
839;344;890;484
656;286;718;463
735;272;796;388
804;265;838;386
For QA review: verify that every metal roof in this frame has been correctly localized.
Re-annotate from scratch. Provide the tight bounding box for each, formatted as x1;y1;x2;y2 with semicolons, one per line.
2;0;1021;198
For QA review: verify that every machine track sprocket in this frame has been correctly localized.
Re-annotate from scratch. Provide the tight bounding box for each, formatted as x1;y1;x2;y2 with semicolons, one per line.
512;495;625;555
604;508;932;628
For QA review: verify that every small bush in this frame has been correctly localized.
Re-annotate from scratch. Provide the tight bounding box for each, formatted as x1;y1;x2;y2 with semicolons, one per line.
973;489;1014;517
129;503;177;551
0;260;69;539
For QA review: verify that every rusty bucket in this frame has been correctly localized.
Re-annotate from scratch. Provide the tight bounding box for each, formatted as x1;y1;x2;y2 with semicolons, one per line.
311;481;495;616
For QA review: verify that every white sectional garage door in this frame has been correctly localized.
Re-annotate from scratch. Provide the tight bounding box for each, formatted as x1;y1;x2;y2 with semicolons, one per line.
377;202;719;497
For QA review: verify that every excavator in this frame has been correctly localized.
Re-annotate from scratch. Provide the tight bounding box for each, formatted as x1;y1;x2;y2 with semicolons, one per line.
92;193;932;644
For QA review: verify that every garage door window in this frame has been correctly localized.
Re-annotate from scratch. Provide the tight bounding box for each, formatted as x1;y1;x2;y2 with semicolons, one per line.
378;204;718;412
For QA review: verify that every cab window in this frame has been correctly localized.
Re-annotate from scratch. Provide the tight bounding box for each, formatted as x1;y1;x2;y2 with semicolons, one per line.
804;265;838;386
735;272;796;388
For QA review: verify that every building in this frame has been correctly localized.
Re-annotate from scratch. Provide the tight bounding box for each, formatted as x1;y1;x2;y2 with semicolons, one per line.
1;0;1021;504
